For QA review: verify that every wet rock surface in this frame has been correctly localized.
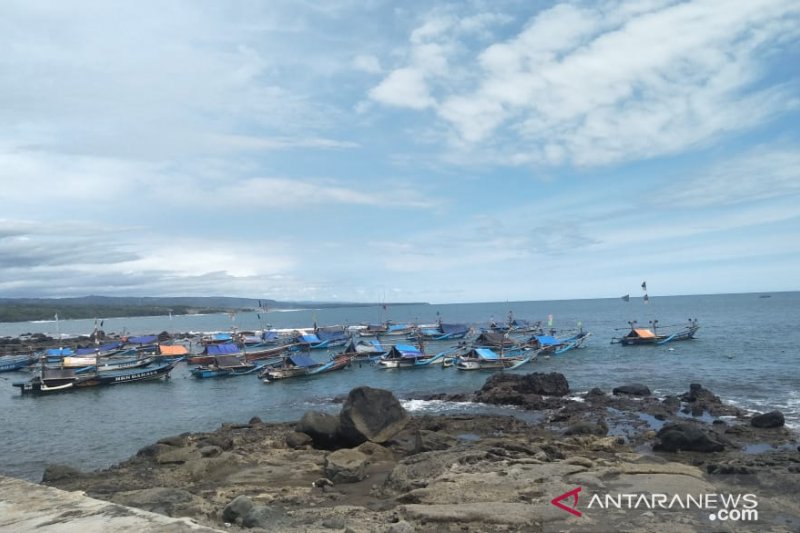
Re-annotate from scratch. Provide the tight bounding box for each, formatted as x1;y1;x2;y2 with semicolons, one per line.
44;379;800;533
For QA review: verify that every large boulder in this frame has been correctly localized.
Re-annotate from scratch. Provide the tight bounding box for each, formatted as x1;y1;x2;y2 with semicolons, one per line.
653;423;724;453
296;411;341;448
751;411;785;428
475;373;570;408
324;448;368;483
680;383;720;404
612;384;651;396
41;464;84;483
339;386;408;445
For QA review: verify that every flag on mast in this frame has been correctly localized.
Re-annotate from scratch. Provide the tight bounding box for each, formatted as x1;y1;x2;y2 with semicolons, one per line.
641;281;647;291
643;294;650;304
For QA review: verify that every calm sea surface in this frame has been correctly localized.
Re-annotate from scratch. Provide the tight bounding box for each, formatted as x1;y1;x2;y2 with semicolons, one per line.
1;292;797;481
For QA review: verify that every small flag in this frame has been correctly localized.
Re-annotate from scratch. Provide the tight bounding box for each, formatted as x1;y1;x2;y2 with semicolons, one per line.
258;300;262;308
382;304;387;310
257;313;261;320
644;294;650;304
641;281;647;291
54;313;58;321
100;320;104;327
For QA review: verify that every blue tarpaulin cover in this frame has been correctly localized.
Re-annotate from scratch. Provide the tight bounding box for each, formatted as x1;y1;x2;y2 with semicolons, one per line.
128;335;158;345
212;333;232;341
298;334;322;344
206;343;241;355
45;348;74;356
441;323;468;335
316;330;346;342
474;348;500;360
394;344;422;358
288;354;318;368
534;335;560;346
262;331;279;341
388;324;410;332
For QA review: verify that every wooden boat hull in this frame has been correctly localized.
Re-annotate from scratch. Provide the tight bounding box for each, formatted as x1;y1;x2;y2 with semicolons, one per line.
14;362;176;394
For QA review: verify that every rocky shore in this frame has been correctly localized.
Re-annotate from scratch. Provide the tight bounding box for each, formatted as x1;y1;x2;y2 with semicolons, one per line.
42;373;800;532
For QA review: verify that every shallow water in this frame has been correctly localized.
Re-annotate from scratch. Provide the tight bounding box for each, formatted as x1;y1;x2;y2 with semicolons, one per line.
1;292;797;481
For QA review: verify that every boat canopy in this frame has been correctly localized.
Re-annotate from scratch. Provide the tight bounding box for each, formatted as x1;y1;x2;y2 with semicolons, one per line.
206;343;241;355
387;323;410;332
45;348;74;356
159;344;188;355
632;328;656;339
316;329;346;342
211;333;232;342
128;335;158;345
262;330;279;341
288;354;318;368
533;335;560;346
474;348;500;360
420;328;440;336
392;344;422;358
75;347;98;355
298;334;322;344
441;323;468;335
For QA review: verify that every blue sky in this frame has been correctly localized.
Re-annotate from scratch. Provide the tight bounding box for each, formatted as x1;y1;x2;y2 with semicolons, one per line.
0;0;798;303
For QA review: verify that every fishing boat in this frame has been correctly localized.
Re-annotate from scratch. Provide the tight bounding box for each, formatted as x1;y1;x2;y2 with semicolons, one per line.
612;319;700;346
527;330;592;355
188;343;241;365
14;359;177;394
339;339;387;361
260;354;350;381
414;322;470;341
473;331;520;349
191;355;263;378
64;354;157;372
376;344;452;369
156;343;190;362
454;347;535;371
0;354;36;372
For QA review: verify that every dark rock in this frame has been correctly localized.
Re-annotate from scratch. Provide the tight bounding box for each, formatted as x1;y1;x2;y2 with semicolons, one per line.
662;395;681;412
339;387;408;445
586;387;605;397
612;384;651;396
222;495;253;524
248;416;263;426
242;505;284;529
297;411;342;449
42;464;84;483
751;411;785;428
654;423;725;453
475;373;570;408
681;383;721;404
564;421;608;436
484;372;570;397
286;431;313;449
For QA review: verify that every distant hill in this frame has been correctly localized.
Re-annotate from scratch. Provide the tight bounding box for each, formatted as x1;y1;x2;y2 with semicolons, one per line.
0;296;426;323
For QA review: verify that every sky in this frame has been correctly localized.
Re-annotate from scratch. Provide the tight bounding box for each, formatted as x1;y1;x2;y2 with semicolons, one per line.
0;0;799;304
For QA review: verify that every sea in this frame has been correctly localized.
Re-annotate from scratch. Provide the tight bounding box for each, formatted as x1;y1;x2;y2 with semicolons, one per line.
1;292;797;482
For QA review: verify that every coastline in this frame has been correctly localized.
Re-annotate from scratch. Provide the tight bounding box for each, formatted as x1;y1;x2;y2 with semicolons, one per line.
33;374;800;533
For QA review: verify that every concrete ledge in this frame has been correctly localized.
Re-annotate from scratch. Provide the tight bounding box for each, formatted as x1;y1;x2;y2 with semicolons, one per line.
0;475;223;532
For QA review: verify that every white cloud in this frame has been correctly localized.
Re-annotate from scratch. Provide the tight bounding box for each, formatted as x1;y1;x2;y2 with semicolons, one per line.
370;0;800;167
369;67;435;109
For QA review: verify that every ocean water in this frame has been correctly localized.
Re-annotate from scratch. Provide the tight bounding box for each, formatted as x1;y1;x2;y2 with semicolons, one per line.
0;292;797;482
